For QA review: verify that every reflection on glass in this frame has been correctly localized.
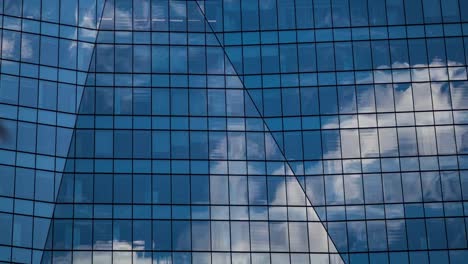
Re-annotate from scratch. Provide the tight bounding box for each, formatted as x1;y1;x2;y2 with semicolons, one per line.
1;0;467;262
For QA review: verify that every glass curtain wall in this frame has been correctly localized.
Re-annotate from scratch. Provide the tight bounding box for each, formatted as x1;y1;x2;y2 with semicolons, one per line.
1;0;468;264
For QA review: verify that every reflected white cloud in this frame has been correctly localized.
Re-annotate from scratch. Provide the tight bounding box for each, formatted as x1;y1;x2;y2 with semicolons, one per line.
80;3;98;29
20;38;34;60
316;60;466;161
65;246;154;264
1;37;16;58
169;1;187;17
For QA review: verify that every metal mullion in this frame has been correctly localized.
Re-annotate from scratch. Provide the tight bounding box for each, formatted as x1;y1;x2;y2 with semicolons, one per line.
383;0;413;262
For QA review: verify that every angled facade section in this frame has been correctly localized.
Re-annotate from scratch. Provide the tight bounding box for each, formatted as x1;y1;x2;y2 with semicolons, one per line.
1;1;468;264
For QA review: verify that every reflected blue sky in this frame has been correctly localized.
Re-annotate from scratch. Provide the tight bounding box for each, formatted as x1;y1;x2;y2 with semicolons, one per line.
0;0;468;263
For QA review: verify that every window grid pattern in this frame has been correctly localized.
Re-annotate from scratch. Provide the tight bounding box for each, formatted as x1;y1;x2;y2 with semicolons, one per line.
0;1;467;264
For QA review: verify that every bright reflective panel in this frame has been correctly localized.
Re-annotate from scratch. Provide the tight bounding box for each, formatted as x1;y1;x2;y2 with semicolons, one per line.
0;0;467;263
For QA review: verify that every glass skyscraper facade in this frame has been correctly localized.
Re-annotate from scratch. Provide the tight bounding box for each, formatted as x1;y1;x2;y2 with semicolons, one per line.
1;0;468;263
